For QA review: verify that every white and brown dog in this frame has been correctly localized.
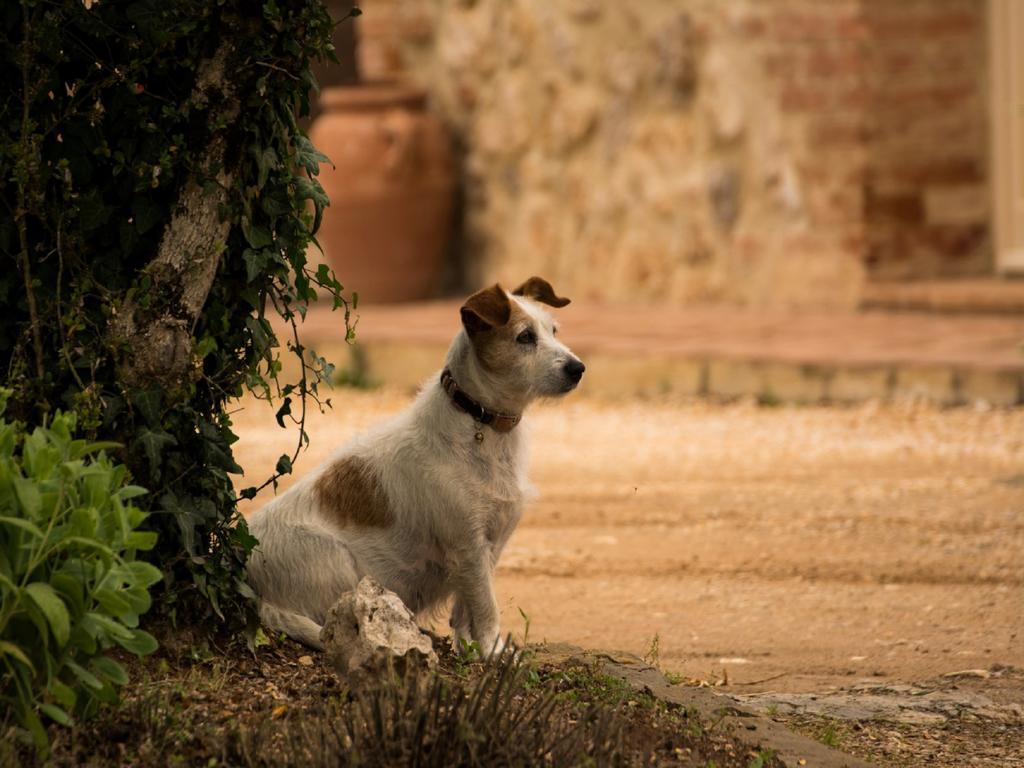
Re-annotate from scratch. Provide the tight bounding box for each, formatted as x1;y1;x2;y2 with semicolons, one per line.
246;277;584;654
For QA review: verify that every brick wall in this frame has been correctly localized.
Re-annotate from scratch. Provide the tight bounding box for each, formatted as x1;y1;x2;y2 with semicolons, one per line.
861;0;990;281
340;0;990;307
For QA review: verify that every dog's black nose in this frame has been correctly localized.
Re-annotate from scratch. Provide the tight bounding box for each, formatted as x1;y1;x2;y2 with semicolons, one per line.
564;359;585;383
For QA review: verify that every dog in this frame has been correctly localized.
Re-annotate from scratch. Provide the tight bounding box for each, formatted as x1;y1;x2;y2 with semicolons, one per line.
246;277;585;655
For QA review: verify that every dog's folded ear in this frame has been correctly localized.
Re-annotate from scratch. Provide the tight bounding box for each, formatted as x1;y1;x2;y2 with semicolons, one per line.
460;284;512;334
511;276;571;308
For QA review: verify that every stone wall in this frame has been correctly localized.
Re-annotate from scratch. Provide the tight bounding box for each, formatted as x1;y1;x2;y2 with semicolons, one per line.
353;0;989;308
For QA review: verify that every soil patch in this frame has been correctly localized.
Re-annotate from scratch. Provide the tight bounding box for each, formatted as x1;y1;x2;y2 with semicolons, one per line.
32;628;789;767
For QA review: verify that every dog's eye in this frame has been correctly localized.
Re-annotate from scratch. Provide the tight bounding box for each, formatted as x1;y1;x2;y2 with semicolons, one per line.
516;329;537;345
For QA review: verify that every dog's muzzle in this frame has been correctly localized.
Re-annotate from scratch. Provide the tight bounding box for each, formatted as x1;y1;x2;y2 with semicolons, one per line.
562;359;585;389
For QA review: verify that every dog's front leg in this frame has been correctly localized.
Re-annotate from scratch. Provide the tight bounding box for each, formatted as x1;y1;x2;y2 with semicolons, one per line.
449;598;472;652
450;548;504;657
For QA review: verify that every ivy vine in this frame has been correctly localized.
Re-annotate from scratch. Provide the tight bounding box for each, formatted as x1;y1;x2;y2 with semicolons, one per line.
1;0;357;634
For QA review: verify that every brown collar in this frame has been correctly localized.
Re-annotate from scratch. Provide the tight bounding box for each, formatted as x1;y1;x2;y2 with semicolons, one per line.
440;369;521;433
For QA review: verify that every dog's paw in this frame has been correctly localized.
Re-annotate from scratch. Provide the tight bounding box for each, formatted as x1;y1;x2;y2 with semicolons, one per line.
480;633;516;660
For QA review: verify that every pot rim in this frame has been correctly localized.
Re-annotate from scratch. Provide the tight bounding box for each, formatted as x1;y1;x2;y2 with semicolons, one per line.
317;81;428;111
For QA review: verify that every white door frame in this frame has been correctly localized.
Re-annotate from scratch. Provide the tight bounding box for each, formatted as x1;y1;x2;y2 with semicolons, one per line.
990;0;1024;273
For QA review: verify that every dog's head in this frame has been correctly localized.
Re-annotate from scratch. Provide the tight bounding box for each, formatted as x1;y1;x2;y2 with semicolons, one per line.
460;277;585;400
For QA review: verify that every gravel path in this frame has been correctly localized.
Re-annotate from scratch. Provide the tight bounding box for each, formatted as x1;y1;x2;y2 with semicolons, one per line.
233;390;1024;698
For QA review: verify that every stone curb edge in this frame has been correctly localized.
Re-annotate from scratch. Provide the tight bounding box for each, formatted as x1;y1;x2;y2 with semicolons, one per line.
530;642;876;768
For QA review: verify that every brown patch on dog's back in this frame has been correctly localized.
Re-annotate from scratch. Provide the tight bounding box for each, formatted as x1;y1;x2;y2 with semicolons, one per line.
314;456;393;529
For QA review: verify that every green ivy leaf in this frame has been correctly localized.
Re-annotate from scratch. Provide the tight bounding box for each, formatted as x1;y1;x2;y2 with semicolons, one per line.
245;315;274;356
132;195;163;234
242;221;273;249
253;146;279;189
160;492;198;556
77;191;111;232
293;134;329;175
199;419;243;474
260;190;292;216
131;389;163;426
243;248;271;283
275;397;292;428
133;429;177;475
233;518;258;553
194;335;218;360
293;177;329;232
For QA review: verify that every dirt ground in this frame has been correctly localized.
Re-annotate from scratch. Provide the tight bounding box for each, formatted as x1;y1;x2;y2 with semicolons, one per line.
232;388;1024;762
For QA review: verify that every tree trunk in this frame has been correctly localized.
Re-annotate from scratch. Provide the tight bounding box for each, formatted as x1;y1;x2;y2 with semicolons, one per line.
109;43;241;389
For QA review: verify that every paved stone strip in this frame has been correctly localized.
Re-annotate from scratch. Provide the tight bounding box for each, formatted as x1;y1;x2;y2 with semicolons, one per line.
734;681;1024;726
285;302;1024;406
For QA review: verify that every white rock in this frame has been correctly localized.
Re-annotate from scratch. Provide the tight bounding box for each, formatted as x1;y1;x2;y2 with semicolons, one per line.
942;668;991;680
320;577;438;682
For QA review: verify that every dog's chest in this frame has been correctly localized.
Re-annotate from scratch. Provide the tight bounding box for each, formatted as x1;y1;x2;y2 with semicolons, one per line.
462;434;523;502
468;439;524;544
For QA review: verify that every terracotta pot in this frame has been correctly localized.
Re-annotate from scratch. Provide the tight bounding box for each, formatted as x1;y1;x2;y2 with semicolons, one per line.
309;83;455;303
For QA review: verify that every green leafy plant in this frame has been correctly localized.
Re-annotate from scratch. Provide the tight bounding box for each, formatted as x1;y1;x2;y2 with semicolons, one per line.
453;637;482;678
0;394;161;754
